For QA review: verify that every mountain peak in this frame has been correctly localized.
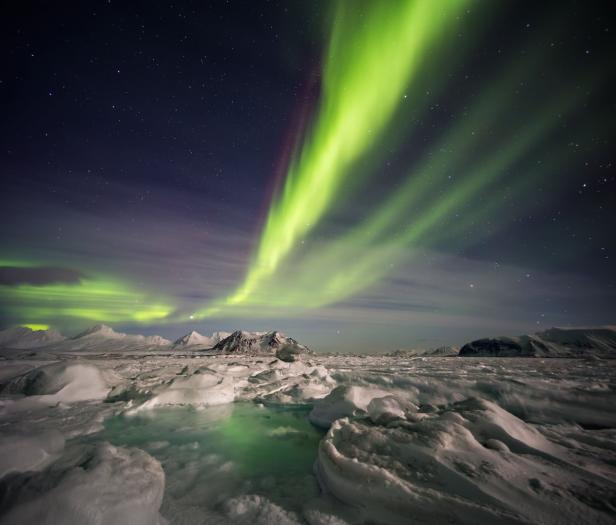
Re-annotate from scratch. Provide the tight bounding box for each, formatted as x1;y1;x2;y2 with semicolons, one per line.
0;326;66;349
172;330;232;348
173;330;207;346
74;324;119;339
212;329;310;357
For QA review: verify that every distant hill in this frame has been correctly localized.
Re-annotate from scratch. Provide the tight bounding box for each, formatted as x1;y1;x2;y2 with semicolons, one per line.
459;327;616;358
0;326;65;349
0;324;171;352
386;346;458;357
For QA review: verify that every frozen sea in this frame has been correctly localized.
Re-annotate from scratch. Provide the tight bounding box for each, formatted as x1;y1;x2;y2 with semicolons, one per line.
1;351;615;524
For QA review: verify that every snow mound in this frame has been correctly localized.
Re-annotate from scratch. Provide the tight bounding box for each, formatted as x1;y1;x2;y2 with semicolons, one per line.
213;330;311;356
0;443;165;525
0;430;65;478
316;397;616;525
309;386;391;428
460;327;616;358
2;362;112;405
0;326;65;349
131;369;236;411
247;361;335;405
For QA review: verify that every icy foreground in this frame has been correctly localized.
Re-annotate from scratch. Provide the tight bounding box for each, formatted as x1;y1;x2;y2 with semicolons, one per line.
1;347;615;523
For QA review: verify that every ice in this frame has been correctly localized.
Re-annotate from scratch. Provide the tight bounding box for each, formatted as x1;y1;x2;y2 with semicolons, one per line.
131;370;236;411
223;495;302;524
0;430;64;478
2;362;112;407
95;403;324;524
309;385;391;428
316;397;616;524
1;341;615;524
366;394;416;425
0;442;165;525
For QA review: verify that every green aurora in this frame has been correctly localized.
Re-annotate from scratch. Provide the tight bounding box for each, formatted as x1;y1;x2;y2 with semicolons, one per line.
191;0;601;320
0;260;172;328
194;0;474;319
0;0;608;331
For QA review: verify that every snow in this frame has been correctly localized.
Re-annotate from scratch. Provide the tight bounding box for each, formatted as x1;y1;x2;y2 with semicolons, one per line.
223;495;302;525
0;442;165;525
24;324;174;353
0;430;64;478
0;330;615;524
130;369;236;411
309;385;391;428
213;330;311;356
172;330;231;349
1;362;113;408
316;397;616;524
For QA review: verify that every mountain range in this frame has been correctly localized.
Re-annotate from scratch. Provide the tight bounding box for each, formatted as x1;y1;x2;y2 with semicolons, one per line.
1;325;615;358
459;327;616;358
0;324;311;358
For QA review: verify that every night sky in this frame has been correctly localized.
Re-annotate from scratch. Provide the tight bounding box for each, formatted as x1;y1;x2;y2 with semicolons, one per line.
1;1;615;352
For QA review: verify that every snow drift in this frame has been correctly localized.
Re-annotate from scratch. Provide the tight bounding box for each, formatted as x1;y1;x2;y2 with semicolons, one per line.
0;443;165;525
1;362;112;406
316;397;616;525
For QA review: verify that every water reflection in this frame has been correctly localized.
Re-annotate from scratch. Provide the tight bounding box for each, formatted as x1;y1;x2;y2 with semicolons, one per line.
96;403;325;522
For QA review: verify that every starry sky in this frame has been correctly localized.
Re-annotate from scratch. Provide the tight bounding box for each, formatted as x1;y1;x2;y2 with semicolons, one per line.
1;0;615;352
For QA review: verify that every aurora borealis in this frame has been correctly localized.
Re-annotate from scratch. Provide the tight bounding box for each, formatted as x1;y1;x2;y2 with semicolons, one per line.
1;1;615;351
198;0;472;316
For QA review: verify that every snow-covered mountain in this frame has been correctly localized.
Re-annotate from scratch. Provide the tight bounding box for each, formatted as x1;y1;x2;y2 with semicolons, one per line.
459;327;616;358
212;330;310;357
0;324;310;355
172;330;231;349
0;326;65;349
39;324;171;352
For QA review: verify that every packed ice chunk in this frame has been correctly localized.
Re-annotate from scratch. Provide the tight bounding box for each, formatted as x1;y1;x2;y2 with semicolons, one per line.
316;397;616;525
0;442;165;525
366;394;417;425
223;494;302;524
131;369;235;411
0;430;64;478
2;362;112;407
309;385;390;428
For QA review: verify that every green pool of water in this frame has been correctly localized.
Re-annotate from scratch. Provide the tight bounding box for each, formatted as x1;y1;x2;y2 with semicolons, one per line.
94;402;326;518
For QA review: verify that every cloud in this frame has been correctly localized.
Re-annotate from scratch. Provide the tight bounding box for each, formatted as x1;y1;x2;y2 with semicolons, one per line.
0;266;86;286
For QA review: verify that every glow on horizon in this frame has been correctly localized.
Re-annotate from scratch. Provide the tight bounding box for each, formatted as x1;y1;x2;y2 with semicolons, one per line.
1;261;173;328
22;323;50;331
